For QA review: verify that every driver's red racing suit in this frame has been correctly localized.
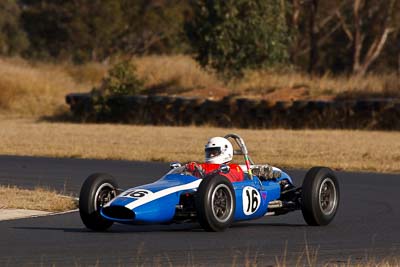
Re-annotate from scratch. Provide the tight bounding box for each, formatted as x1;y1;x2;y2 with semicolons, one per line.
185;162;245;182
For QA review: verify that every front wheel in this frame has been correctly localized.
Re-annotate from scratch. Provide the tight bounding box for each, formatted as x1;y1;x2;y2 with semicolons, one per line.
195;175;236;232
79;173;118;231
301;167;340;226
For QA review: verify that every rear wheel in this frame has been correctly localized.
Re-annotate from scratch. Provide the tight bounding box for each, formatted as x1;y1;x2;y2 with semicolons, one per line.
301;167;339;226
79;173;118;231
195;175;236;232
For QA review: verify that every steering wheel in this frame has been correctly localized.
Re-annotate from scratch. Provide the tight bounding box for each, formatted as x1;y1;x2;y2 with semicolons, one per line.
185;162;205;178
193;163;205;179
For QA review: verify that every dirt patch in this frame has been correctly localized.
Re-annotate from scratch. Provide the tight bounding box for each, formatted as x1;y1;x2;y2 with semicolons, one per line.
178;86;231;100
176;86;335;102
241;86;334;102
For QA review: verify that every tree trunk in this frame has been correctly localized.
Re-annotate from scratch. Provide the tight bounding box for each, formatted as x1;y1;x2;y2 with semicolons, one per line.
308;0;319;75
352;0;395;76
352;0;362;75
398;52;400;76
289;0;301;65
398;34;400;75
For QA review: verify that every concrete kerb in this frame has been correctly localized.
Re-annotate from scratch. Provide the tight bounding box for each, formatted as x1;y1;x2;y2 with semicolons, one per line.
0;197;79;222
0;208;78;222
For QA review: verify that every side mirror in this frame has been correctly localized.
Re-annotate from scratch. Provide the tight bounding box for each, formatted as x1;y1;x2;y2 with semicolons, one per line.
170;162;182;169
219;164;230;174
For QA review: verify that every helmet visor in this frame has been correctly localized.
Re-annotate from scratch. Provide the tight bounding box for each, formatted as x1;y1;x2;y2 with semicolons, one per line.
205;147;221;159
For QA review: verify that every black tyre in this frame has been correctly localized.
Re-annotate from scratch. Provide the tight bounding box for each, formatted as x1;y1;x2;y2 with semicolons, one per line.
79;173;118;231
195;175;236;232
301;167;340;226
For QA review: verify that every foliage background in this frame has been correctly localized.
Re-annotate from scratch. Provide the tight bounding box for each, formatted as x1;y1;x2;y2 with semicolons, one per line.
0;0;399;76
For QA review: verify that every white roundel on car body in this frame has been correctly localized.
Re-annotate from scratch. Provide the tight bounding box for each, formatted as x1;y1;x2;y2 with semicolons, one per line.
242;186;261;215
125;189;153;199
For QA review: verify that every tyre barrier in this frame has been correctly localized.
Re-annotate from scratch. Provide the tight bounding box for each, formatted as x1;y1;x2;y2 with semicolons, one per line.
65;93;400;130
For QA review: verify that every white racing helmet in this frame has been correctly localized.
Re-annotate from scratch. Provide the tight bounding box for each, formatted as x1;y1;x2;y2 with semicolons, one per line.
204;137;233;164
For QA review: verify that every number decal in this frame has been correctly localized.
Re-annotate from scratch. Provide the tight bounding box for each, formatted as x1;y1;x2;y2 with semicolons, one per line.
124;189;152;198
242;186;261;215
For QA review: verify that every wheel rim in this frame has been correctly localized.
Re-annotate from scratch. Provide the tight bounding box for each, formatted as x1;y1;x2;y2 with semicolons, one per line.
94;183;116;211
319;178;337;215
211;184;233;223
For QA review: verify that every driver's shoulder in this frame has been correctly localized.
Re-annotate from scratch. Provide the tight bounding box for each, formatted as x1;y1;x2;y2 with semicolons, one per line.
227;163;243;173
198;163;219;171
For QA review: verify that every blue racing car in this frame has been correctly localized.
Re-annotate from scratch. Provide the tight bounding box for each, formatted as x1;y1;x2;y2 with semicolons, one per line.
79;134;340;232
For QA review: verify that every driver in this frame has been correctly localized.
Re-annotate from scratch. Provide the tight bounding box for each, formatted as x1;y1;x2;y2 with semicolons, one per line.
185;136;244;182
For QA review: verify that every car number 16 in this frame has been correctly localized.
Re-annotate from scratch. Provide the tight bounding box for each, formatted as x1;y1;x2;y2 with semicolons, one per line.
242;186;261;215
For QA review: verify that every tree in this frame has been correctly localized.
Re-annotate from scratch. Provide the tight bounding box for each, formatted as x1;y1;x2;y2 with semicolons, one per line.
350;0;398;76
19;0;189;62
308;0;319;74
286;0;400;75
20;0;125;62
94;60;144;97
288;0;301;66
186;0;291;76
67;0;125;62
91;60;145;119
117;0;190;55
0;0;28;55
287;0;354;74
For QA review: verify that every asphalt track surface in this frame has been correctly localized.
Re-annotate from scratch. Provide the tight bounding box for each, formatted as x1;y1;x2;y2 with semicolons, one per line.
0;155;399;266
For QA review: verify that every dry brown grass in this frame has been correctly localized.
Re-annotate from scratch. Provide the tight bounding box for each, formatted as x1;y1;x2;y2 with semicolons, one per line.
0;118;398;173
0;57;103;117
1;55;398;119
232;70;400;100
133;56;400;100
275;257;400;267
0;55;222;118
347;261;400;267
62;61;108;85
132;55;222;94
0;185;77;212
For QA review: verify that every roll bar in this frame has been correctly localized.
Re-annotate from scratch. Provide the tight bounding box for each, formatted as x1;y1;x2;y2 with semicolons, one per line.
224;133;254;178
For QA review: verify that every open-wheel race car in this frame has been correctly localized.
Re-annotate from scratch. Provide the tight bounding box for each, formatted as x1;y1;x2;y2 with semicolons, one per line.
79;134;340;232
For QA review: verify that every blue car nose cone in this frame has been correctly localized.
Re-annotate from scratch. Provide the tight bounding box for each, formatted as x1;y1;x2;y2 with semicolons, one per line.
102;206;135;221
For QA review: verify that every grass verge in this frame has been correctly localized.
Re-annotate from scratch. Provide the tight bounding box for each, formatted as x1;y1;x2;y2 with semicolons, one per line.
0;57;105;118
1;55;399;118
0;185;77;212
0;118;399;173
233;70;400;101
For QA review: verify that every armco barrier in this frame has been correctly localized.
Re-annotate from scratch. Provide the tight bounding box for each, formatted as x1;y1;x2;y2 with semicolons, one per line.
65;93;400;130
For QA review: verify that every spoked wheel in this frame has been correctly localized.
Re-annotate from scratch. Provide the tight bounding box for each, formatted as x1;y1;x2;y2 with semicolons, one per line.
79;173;118;231
301;167;340;226
196;175;235;232
318;177;338;216
95;183;117;210
211;184;233;223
